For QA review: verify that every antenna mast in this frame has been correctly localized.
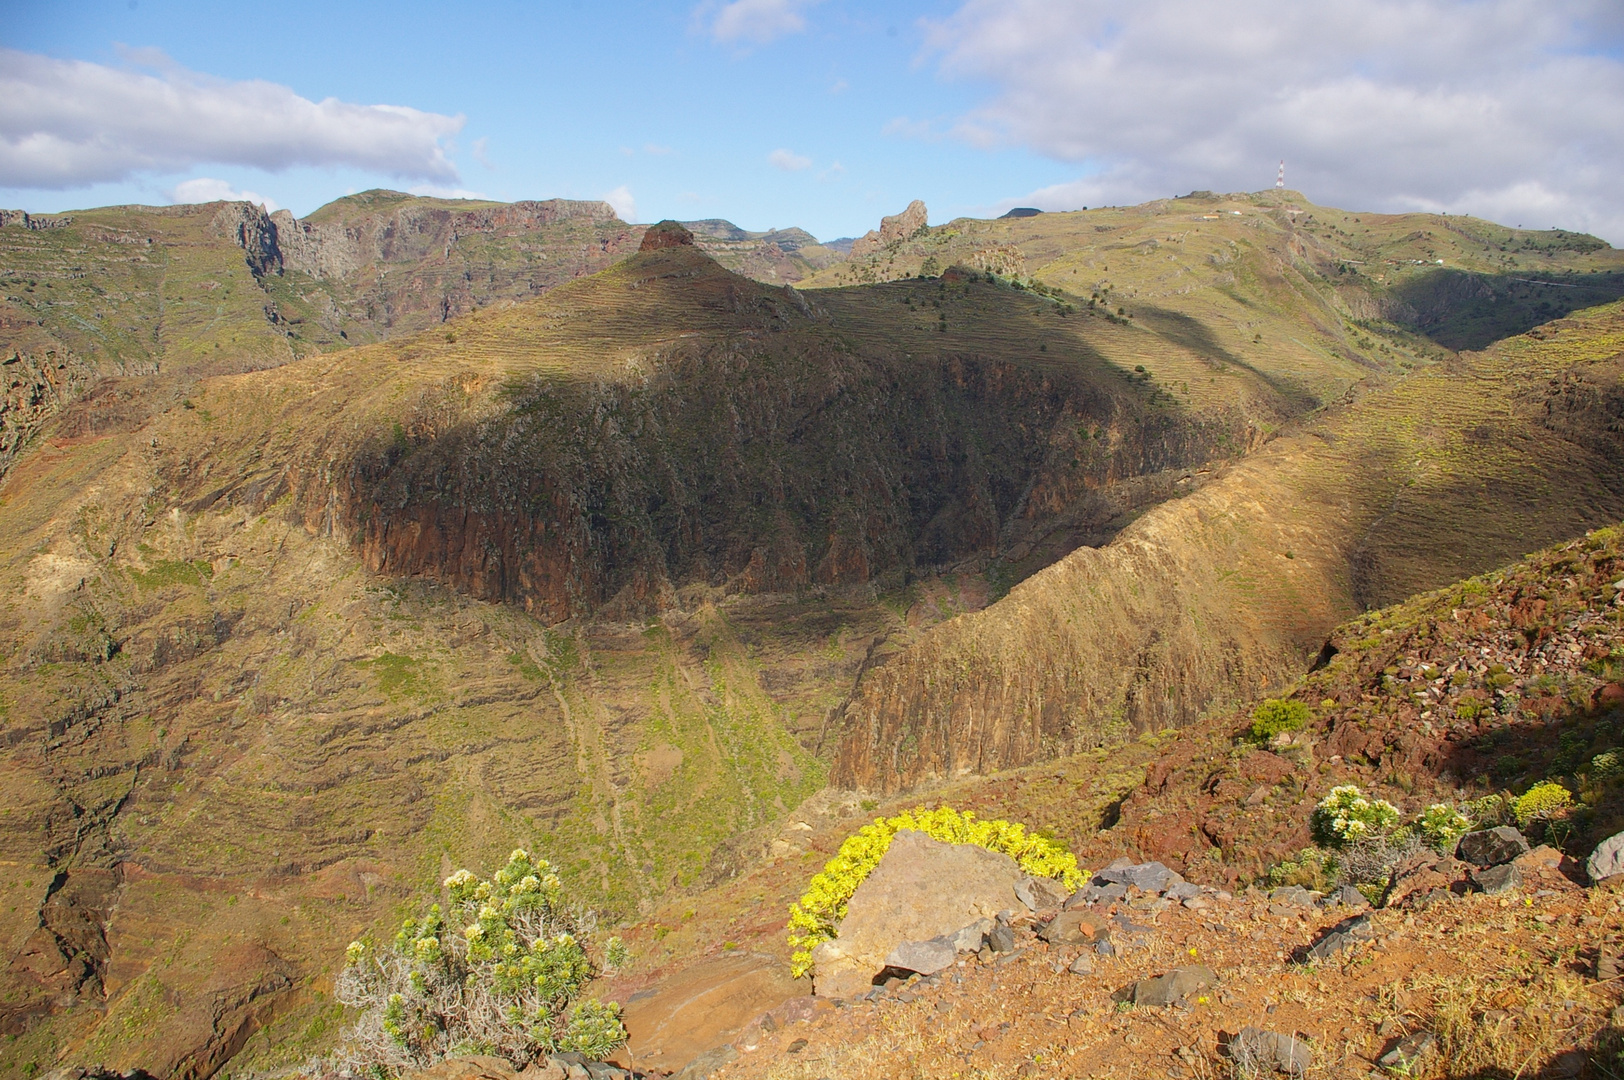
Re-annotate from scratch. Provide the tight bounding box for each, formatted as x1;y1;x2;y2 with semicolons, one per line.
1276;161;1285;189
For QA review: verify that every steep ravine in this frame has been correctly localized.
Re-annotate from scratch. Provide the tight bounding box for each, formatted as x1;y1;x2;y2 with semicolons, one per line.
833;301;1624;791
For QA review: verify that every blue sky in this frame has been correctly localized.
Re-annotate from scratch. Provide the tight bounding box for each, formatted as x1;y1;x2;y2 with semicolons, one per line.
1;0;1084;239
4;0;1623;242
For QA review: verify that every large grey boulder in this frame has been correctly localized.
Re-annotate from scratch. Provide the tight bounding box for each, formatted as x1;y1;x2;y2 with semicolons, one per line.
811;830;1027;998
1588;830;1624;883
1456;826;1530;867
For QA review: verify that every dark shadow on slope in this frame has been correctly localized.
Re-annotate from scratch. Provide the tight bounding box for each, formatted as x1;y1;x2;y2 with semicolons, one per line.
1390;269;1624;352
1133;304;1322;412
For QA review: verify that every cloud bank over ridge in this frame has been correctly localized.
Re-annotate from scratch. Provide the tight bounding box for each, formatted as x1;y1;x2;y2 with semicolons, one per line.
922;0;1624;240
0;47;465;190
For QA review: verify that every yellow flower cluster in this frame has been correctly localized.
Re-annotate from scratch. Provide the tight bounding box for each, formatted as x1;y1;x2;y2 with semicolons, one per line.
1513;781;1573;827
786;806;1084;977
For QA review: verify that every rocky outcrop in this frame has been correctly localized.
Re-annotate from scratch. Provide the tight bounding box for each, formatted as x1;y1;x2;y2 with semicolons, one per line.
621;953;807;1074
849;201;927;258
810;831;1028;998
639;220;695;251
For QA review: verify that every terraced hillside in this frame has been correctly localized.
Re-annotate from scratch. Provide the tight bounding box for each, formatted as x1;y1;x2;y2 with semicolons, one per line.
833;299;1624;791
3;189;1623;1079
0;225;1301;1075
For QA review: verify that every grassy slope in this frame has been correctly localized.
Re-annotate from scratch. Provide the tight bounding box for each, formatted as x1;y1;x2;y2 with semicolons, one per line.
2;192;1622;1075
0;242;1279;1075
829;245;1624;790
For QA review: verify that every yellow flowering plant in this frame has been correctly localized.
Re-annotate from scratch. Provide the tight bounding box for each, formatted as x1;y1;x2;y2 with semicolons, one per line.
787;806;1084;977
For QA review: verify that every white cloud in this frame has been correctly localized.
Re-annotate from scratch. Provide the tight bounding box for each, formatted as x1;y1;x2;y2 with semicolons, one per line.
924;0;1624;241
472;137;493;170
706;0;820;45
817;161;846;182
167;176;279;211
0;47;465;190
603;185;637;222
768;148;812;171
644;143;674;156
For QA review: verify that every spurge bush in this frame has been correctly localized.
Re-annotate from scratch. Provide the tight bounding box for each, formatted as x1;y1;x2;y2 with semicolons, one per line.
325;849;626;1075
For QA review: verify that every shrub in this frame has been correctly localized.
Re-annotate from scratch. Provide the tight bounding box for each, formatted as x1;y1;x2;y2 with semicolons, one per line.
1513;781;1573;828
1311;785;1401;847
1593;751;1623;779
1249;699;1311;741
1418;803;1473;851
325;850;626;1075
787;806;1083;977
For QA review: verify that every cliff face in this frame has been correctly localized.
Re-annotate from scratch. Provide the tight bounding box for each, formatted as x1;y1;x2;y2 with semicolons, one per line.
221;246;1255;623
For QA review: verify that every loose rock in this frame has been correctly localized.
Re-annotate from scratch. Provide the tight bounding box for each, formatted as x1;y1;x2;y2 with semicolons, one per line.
1470;862;1523;895
1299;914;1373;962
1379;1031;1437;1071
884;938;956;976
1096;860;1183;894
1229;1026;1312;1076
1320;884;1370;909
1457;826;1531;867
1121;965;1217;1007
1038;909;1110;946
1588;830;1624;883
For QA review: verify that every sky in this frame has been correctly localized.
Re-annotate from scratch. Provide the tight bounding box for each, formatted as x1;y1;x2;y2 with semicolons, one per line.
2;0;1622;243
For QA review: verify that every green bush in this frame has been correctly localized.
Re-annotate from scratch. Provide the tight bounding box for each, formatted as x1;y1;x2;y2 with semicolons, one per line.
327;850;626;1074
1513;781;1573;828
1249;698;1311;741
1418;803;1473;851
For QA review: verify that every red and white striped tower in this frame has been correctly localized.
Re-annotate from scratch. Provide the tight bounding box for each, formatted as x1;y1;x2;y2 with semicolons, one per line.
1276;161;1285;188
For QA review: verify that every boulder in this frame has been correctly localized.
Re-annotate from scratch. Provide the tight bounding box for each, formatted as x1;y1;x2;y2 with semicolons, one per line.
1121;965;1217;1007
1229;1027;1312;1076
1456;826;1530;867
1588;830;1624;883
519;1062;566;1080
884;938;955;976
810;831;1027;998
1470;862;1522;895
1513;844;1563;873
